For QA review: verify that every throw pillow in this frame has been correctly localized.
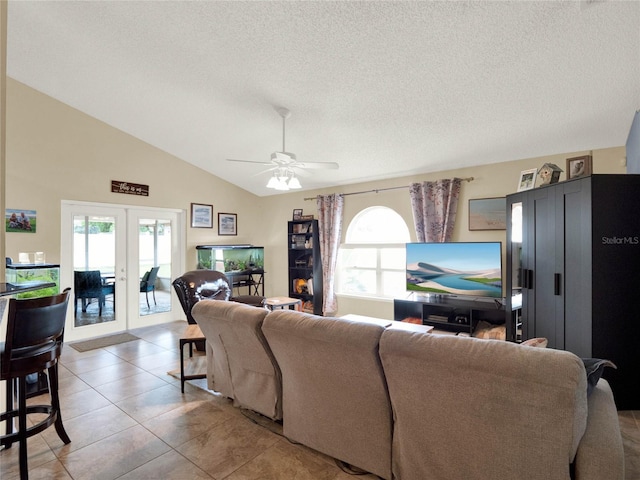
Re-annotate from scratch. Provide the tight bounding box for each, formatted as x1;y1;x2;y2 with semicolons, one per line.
521;337;548;348
473;321;506;340
582;358;617;397
402;317;422;325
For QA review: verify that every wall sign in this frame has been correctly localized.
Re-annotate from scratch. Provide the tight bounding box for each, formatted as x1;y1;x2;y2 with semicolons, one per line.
111;180;149;197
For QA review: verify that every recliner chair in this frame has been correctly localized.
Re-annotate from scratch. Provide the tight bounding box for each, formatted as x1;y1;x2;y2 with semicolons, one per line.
172;270;265;349
172;270;265;324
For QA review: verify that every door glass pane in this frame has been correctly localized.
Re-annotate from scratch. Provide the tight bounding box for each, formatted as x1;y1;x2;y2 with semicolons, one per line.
73;215;116;326
139;218;172;316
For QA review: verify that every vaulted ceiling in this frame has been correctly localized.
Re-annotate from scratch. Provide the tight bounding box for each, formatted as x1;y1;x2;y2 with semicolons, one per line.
6;1;640;196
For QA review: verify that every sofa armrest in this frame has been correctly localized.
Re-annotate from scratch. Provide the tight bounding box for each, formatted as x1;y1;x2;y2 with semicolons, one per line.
574;379;624;480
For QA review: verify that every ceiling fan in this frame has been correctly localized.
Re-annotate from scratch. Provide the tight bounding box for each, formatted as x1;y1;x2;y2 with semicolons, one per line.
227;107;339;190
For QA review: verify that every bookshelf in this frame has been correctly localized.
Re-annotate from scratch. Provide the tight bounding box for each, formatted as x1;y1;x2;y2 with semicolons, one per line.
288;219;323;315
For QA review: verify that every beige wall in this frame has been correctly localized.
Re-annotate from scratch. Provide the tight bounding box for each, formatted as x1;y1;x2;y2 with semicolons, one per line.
5;78;263;269
5;78;627;317
259;148;626;317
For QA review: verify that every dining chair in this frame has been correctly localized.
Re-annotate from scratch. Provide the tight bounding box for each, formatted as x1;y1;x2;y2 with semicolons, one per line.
140;266;160;308
0;288;72;479
73;270;106;316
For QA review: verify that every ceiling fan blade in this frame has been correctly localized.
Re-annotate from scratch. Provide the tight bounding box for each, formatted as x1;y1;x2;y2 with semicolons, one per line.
290;167;311;177
294;161;340;170
272;151;296;163
253;166;279;176
227;158;274;166
227;109;340;180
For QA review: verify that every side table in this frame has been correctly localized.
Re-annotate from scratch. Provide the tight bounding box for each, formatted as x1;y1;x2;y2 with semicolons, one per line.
265;296;302;311
179;324;207;393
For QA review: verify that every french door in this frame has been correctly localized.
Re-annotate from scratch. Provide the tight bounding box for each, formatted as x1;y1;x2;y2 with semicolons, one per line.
60;201;184;342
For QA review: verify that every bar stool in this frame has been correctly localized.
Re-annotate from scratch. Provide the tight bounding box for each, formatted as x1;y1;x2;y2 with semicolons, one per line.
1;288;72;480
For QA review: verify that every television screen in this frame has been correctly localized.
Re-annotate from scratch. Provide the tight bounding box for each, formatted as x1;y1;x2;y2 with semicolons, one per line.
406;242;502;298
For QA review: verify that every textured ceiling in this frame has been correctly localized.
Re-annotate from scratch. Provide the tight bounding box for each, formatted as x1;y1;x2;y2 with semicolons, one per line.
6;1;640;196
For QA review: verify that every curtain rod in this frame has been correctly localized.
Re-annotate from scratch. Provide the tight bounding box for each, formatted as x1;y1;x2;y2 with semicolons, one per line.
303;177;474;201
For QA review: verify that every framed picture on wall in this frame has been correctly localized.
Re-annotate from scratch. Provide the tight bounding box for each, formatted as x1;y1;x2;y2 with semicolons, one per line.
5;209;36;233
190;203;213;228
218;213;237;236
468;197;506;231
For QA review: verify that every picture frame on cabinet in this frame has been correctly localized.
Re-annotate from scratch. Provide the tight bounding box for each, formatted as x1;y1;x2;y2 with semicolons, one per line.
293;209;303;220
517;168;538;192
190;203;213;228
566;155;592;180
468;197;506;231
218;213;237;236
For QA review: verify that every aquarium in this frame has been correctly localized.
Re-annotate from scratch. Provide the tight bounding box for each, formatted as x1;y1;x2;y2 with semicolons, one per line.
6;263;61;298
196;245;264;273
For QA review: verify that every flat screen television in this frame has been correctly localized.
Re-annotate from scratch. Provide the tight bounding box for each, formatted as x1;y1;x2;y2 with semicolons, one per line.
406;242;503;298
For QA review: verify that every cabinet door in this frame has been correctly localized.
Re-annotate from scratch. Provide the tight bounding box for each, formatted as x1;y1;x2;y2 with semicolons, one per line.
529;186;563;347
507;187;564;348
561;178;592;357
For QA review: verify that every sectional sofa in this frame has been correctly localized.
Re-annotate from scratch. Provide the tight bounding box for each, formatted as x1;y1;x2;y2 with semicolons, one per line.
191;300;624;480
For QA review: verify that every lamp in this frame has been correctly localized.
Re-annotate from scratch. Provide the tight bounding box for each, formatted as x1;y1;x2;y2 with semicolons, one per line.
266;174;280;189
266;168;302;190
288;175;301;189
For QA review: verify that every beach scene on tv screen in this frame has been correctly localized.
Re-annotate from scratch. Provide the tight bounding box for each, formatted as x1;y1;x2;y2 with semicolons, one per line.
406;243;502;298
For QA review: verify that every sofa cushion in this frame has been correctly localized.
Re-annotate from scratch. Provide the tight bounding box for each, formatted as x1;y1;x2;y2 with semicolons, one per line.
379;330;588;480
262;311;392;480
192;299;282;420
573;379;625;480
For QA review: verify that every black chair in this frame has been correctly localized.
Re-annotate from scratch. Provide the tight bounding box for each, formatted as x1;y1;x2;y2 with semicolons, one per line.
0;289;72;480
172;270;266;324
172;270;265;350
74;270;105;316
140;266;160;308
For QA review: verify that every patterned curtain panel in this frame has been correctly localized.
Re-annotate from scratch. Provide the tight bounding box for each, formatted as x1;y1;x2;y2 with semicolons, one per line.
316;194;344;316
409;178;462;242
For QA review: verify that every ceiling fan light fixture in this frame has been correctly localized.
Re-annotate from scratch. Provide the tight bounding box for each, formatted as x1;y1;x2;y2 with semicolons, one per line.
266;175;280;189
288;175;301;189
274;178;290;190
229;107;338;192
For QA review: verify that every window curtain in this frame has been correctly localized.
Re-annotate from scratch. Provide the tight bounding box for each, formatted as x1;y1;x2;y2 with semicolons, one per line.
409;178;462;242
316;194;344;316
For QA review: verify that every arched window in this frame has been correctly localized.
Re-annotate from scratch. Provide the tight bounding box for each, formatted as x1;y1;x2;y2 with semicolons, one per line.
337;206;411;298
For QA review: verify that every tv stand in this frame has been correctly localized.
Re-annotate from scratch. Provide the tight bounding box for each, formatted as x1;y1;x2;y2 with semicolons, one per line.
393;294;508;335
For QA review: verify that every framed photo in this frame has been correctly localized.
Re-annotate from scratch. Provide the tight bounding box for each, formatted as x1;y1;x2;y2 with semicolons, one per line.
218;213;237;236
190;203;213;228
517;168;538;192
468;197;506;231
5;209;36;233
566;155;592;180
293;209;303;220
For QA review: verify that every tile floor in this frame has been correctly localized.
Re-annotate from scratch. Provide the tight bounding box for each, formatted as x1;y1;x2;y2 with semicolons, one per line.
0;320;377;480
1;319;639;480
